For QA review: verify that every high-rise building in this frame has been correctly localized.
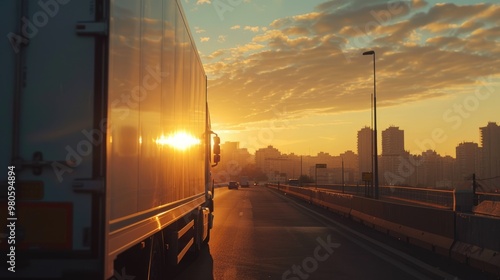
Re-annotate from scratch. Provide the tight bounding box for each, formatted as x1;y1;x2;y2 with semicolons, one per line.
479;122;500;190
340;150;357;184
255;146;284;182
421;150;440;188
282;153;302;181
357;126;372;180
456;142;479;181
381;126;405;185
439;155;456;189
382;126;405;156
212;141;251;182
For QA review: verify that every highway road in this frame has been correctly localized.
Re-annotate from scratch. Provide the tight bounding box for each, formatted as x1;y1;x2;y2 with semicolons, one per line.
172;185;496;280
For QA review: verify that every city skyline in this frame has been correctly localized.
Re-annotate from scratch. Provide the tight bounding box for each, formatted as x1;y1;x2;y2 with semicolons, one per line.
220;122;499;160
181;1;500;157
216;122;499;190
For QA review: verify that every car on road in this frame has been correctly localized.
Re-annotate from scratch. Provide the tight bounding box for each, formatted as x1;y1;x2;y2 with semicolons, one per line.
228;181;239;190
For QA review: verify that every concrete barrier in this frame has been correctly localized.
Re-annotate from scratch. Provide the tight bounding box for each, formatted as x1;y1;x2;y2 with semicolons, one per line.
351;196;455;237
451;213;500;275
268;184;500;276
349;196;455;255
311;190;353;217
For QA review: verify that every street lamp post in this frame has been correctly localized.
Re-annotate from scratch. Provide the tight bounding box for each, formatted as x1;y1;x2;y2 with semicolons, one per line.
341;157;345;193
363;50;379;199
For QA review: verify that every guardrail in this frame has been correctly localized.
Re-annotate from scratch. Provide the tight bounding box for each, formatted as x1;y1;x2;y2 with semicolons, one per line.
267;183;500;276
477;191;500;203
311;184;455;209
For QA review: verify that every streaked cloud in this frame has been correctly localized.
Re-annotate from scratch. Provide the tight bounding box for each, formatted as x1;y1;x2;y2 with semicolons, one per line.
195;27;206;33
244;26;261;33
180;0;500;155
196;0;210;5
218;35;227;43
204;1;500;130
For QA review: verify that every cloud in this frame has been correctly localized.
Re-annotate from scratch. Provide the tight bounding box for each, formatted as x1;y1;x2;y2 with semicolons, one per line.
205;49;226;60
195;27;206;33
204;2;500;128
244;26;260;33
412;0;428;9
200;37;210;42
231;25;241;30
196;0;211;5
218;35;227;43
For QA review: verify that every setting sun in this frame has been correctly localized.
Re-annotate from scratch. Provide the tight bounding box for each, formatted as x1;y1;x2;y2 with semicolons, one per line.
156;132;201;150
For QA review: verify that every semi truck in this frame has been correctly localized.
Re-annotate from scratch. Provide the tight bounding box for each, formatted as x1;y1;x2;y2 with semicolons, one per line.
0;0;219;279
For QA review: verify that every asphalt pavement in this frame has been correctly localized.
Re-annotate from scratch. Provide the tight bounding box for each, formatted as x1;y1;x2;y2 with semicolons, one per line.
171;185;497;280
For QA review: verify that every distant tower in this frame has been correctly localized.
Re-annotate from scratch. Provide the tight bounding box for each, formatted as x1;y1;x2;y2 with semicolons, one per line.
456;142;479;181
381;126;405;185
421;150;440;188
216;141;251;181
222;141;240;159
357;127;372;178
479;122;500;189
382;126;405;156
255;146;282;182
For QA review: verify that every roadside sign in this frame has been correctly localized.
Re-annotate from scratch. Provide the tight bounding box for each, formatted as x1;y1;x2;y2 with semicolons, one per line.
362;172;372;182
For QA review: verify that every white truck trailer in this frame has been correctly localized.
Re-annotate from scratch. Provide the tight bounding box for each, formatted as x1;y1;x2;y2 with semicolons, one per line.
0;0;219;278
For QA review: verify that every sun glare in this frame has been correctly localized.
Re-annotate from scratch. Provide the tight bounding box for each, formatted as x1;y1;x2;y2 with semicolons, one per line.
156;132;201;150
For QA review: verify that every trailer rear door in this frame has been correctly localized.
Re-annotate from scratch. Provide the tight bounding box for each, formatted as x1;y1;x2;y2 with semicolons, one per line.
0;0;107;278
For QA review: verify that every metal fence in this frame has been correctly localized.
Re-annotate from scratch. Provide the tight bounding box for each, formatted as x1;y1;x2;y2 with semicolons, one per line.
312;184;455;209
476;191;500;203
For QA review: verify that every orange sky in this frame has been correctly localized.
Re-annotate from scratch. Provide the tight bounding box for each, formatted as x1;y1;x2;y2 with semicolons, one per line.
183;0;500;157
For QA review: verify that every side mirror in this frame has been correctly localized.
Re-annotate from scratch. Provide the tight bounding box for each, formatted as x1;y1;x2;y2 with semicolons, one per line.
213;136;220;155
212;136;221;167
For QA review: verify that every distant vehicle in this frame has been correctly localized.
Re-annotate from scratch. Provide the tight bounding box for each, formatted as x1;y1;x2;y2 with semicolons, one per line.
254;181;259;186
288;179;300;186
240;176;250;188
228;181;240;189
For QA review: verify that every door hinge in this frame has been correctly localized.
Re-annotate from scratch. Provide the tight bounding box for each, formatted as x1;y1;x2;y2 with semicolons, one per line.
76;21;107;36
73;179;104;193
13;151;69;175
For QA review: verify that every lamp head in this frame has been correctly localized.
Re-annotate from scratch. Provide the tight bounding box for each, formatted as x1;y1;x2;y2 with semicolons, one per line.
363;50;375;55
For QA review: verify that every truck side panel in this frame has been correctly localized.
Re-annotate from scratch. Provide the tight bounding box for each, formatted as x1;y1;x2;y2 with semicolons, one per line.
107;0;207;220
105;0;207;277
0;0;209;278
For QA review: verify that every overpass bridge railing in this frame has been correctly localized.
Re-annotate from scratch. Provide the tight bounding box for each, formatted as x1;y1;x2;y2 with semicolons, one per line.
310;184;455;209
267;183;500;276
